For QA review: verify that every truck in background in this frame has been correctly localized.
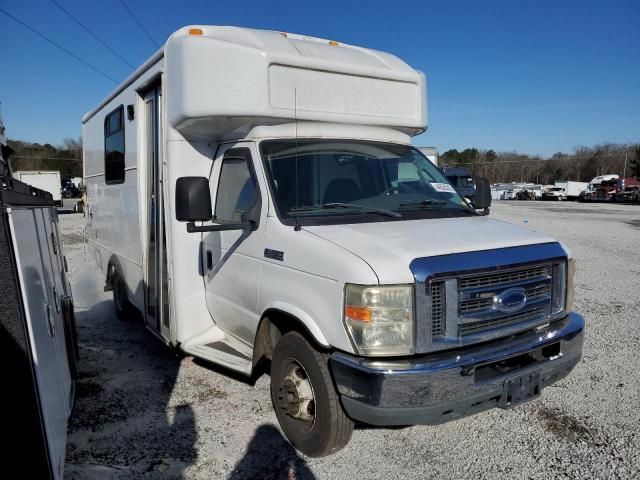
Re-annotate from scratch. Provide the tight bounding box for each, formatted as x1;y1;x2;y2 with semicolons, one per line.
417;147;438;166
541;186;566;201
14;170;63;206
440;165;476;200
613;177;640;203
579;174;619;202
84;25;584;457
554;181;588;200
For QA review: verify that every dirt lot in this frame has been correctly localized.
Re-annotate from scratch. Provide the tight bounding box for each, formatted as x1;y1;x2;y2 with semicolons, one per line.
61;201;640;479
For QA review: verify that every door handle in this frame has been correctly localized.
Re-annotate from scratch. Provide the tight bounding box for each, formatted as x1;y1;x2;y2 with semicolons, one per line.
206;250;213;270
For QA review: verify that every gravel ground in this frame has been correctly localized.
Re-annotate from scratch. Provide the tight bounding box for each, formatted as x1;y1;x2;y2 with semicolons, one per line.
60;201;640;479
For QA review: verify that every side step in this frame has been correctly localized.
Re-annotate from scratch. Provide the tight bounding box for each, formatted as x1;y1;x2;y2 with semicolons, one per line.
181;327;253;376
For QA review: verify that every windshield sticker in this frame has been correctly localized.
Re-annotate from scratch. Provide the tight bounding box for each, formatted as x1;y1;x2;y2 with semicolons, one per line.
431;182;457;193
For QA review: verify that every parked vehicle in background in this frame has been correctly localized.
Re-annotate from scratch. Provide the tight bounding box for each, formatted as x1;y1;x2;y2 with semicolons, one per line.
554;181;588;200
61;178;81;198
440;165;476;200
83;25;584;457
14;170;63;206
417;147;438;166
71;177;83;190
613;180;640;204
590;179;618;202
0;110;13;176
579;174;619;202
73;192;86;214
492;183;546;201
515;189;536;200
542;186;567;201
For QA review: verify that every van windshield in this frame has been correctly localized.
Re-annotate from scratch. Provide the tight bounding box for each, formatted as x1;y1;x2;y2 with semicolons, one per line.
260;139;474;224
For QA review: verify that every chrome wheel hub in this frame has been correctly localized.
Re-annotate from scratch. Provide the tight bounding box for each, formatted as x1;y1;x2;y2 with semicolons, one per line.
277;363;315;423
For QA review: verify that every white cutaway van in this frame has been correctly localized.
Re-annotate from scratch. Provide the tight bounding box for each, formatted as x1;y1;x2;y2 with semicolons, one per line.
83;26;584;456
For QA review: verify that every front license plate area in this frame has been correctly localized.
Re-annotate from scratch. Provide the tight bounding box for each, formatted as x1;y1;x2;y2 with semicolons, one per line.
498;372;541;409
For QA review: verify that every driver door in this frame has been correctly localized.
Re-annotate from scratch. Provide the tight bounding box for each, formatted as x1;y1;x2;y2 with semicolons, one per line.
201;144;265;345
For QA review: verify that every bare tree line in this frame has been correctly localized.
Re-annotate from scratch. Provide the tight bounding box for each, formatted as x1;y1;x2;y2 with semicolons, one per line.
7;136;640;185
7;137;82;178
441;143;640;185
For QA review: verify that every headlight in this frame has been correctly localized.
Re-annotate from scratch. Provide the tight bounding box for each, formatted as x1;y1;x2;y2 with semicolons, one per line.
551;258;575;317
344;284;414;356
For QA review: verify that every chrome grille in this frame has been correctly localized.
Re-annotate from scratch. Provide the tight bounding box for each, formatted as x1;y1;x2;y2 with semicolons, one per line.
459;264;552;290
430;281;445;338
459;282;552;314
428;263;554;342
413;242;568;354
459;307;549;335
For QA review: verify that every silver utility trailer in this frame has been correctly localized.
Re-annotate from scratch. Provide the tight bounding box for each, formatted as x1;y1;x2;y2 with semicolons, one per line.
0;174;78;479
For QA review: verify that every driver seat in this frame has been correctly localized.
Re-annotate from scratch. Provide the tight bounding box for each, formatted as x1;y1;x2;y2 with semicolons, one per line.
323;179;361;204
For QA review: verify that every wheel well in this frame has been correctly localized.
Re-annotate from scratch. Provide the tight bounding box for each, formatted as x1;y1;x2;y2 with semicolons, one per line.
253;309;326;368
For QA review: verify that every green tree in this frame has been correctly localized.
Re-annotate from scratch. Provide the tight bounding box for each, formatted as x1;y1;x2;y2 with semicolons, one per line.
459;148;479;164
441;149;460;165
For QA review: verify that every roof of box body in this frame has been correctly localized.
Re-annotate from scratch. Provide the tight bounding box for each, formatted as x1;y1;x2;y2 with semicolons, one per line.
84;26;427;141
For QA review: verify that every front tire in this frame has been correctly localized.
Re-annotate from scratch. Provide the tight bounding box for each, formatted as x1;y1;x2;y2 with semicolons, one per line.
270;331;354;457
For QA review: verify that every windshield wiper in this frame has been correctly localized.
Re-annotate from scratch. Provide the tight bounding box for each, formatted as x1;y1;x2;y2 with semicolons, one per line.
398;199;476;214
289;202;402;218
398;199;447;208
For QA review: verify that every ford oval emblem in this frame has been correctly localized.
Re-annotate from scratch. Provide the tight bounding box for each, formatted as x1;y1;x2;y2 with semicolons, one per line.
493;287;527;313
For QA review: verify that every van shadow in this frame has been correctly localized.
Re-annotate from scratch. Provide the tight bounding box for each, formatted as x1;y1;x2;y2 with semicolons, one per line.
229;424;316;480
65;299;197;479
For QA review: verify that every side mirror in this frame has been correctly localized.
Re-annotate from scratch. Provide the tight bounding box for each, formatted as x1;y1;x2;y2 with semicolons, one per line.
473;177;492;213
176;176;260;233
175;177;212;222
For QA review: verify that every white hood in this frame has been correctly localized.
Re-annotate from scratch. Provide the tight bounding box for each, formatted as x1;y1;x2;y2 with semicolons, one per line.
304;216;556;284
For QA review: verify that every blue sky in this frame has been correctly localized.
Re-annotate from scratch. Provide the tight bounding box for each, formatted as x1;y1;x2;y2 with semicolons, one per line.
1;0;638;157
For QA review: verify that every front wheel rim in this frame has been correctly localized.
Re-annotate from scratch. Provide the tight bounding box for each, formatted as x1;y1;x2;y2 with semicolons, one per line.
276;360;316;428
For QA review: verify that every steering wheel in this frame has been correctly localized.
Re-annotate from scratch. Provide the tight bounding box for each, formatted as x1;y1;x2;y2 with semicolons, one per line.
380;183;413;196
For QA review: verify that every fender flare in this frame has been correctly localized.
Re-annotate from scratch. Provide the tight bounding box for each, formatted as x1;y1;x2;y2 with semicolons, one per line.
261;301;330;347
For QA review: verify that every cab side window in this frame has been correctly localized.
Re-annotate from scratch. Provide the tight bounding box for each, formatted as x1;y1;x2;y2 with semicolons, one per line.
215;149;259;222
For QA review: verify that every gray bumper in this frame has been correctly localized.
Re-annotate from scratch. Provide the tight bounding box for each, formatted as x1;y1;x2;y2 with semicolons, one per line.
331;312;584;426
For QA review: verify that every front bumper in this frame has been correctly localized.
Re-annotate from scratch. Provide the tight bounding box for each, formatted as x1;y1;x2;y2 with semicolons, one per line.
331;312;584;426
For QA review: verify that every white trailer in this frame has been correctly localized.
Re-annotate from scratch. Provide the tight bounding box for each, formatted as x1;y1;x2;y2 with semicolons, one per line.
14;170;63;206
83;26;583;456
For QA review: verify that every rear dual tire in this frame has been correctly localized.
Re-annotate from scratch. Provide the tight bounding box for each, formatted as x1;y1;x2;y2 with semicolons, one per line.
111;268;137;321
270;331;354;457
